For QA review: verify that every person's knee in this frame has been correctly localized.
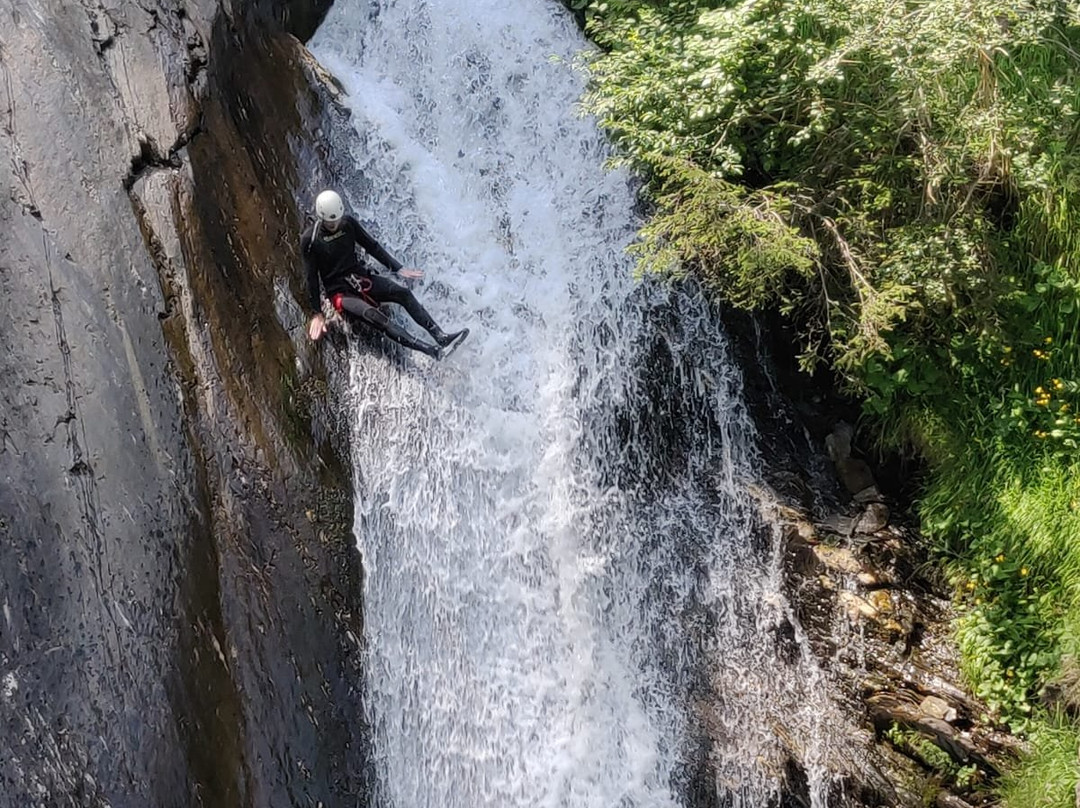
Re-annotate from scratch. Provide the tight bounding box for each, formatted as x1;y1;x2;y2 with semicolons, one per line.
385;286;414;306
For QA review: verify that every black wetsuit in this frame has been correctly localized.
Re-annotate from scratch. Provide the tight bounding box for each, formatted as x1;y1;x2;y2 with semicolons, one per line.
301;215;443;356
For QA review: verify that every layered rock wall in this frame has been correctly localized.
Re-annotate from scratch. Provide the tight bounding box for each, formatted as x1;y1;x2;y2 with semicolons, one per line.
0;1;364;805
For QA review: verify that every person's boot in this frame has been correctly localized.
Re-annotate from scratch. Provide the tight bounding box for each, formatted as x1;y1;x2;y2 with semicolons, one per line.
401;334;442;360
381;318;443;360
429;325;467;348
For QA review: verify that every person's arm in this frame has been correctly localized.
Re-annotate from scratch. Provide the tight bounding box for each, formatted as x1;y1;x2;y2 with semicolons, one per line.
347;216;404;273
301;227;328;340
301;228;322;312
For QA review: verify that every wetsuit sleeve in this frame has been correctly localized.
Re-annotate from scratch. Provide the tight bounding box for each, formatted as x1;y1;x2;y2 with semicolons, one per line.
300;228;322;313
348;216;404;273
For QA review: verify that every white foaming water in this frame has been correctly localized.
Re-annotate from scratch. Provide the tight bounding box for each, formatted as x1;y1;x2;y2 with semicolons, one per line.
309;2;845;806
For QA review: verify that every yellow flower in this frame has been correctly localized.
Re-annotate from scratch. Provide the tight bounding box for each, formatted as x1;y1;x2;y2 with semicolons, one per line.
1020;567;1029;577
1003;346;1013;353
1053;379;1064;390
1061;404;1070;413
1036;386;1046;394
1045;336;1054;345
966;580;976;590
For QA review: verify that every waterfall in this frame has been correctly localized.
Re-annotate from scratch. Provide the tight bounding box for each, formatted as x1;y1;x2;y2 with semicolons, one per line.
308;1;843;805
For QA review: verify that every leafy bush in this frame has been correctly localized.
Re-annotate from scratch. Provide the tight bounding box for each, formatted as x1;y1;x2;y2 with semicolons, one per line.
579;0;1080;797
580;0;1080;373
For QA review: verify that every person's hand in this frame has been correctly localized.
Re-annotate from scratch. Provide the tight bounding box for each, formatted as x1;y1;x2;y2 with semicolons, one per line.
308;314;327;341
398;267;424;281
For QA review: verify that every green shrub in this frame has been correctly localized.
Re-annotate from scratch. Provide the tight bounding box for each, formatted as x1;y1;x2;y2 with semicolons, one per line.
579;0;1080;791
581;0;1080;382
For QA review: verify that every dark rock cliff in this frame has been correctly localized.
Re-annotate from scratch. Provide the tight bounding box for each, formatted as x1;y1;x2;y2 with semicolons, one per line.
0;1;365;805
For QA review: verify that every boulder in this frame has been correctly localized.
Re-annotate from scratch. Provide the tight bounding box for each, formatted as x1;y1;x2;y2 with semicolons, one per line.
814;544;864;575
855;503;891;534
839;458;879;497
919;695;959;724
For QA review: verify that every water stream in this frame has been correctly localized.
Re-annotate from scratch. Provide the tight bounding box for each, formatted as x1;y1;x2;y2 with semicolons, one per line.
309;2;841;805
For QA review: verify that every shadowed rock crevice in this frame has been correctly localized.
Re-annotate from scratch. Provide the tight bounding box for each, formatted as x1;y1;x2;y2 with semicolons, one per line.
0;49;41;222
125;4;370;804
122;127;201;191
85;1;123;54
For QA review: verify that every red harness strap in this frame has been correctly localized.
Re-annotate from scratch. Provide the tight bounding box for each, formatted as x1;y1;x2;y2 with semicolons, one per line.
331;277;376;313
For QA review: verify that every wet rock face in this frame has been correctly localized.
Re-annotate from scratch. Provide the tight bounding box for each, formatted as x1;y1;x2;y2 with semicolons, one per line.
752;428;1018;807
0;1;364;805
718;311;1022;805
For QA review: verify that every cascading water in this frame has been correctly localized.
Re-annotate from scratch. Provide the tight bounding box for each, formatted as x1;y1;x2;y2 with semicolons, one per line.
309;1;848;806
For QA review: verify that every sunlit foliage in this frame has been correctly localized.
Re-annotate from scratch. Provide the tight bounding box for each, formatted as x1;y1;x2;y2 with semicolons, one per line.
580;1;1080;801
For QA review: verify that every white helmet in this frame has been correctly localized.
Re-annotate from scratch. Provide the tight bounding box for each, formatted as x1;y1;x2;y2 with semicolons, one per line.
315;190;345;224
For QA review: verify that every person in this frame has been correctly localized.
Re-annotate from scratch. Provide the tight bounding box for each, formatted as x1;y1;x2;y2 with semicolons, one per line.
302;189;467;359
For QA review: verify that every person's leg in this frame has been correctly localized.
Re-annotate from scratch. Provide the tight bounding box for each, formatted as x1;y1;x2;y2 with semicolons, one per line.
366;275;439;330
334;293;440;359
366;275;468;348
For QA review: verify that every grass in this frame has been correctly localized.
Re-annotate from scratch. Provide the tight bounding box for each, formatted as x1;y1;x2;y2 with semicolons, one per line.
998;714;1079;808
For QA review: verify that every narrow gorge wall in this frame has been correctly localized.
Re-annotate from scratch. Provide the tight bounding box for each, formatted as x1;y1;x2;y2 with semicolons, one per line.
0;1;366;805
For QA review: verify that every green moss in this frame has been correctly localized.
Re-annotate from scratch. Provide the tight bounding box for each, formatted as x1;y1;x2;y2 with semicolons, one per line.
884;722;987;794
